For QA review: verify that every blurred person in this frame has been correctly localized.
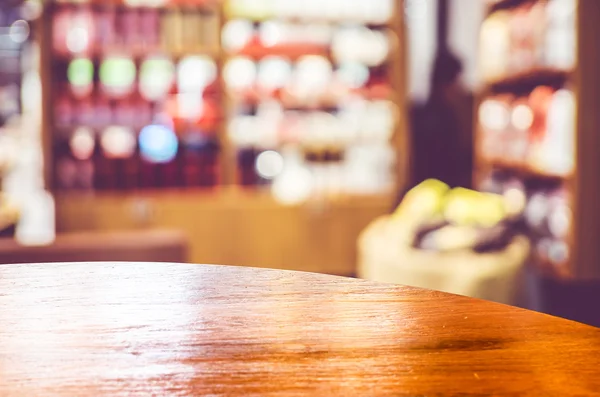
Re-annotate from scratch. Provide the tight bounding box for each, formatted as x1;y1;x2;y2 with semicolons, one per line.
411;50;474;191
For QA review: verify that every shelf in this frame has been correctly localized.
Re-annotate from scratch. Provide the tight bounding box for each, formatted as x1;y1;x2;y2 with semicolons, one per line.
485;68;573;93
51;0;220;12
223;13;394;28
43;0;408;198
229;95;339;111
475;0;600;282
487;0;538;13
478;159;571;183
53;46;221;61
228;86;394;110
54;184;395;206
163;46;221;59
229;44;331;61
53;124;222;137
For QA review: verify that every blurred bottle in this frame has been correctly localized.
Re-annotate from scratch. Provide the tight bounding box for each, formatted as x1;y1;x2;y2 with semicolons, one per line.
15;190;55;246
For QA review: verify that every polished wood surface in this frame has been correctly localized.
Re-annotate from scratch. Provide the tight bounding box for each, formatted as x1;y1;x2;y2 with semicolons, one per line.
1;262;599;396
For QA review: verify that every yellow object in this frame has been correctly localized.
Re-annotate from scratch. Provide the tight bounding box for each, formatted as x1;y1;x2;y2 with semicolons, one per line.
224;0;273;20
444;188;506;227
393;180;507;228
392;179;449;222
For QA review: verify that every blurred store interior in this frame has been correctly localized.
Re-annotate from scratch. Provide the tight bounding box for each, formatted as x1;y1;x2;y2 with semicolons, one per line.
1;0;600;326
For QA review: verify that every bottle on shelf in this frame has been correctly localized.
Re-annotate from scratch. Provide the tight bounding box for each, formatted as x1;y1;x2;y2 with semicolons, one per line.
477;85;574;178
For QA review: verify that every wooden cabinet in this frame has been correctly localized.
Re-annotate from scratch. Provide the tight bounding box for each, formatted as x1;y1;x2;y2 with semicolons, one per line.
56;190;394;275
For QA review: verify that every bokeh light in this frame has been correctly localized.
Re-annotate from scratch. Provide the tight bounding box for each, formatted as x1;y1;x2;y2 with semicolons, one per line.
479;99;511;131
335;62;370;89
67;58;94;97
222;19;254;52
9;20;30;44
257;56;292;91
255;150;284;179
66;26;90;54
224;57;257;90
100;126;136;159
70;127;95;161
140;56;175;101
99;57;137;97
177;56;217;93
139;124;179;163
272;164;314;205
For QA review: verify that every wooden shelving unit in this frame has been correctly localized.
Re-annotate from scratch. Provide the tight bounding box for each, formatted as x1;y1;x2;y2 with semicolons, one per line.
474;0;600;280
39;0;408;274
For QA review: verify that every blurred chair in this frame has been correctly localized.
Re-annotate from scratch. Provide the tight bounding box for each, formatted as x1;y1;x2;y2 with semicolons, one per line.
0;229;189;264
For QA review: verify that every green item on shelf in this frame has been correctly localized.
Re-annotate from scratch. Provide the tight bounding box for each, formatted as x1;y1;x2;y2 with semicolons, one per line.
140;57;175;101
67;58;94;88
99;57;136;94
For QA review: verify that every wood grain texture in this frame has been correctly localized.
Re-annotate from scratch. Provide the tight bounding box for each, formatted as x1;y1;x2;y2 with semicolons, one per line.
0;262;599;396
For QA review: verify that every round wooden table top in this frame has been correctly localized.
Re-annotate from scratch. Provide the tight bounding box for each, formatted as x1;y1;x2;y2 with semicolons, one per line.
1;263;599;396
